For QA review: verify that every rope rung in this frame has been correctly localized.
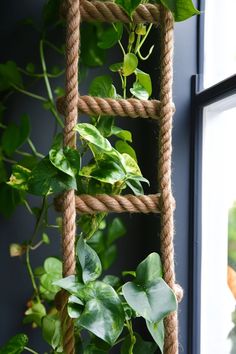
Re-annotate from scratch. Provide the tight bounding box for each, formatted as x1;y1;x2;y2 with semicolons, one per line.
57;96;175;120
55;193;162;214
61;1;160;24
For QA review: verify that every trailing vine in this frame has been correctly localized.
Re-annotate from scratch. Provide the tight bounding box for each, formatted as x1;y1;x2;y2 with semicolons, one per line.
0;0;199;353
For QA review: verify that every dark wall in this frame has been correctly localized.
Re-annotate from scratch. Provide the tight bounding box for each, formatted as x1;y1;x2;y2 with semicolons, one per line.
0;1;197;353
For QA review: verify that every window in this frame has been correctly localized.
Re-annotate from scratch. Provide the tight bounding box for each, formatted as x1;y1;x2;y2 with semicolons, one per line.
191;1;236;353
201;95;236;353
203;0;236;88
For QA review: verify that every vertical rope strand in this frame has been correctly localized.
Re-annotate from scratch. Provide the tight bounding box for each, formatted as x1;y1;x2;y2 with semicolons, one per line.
158;7;179;354
61;0;80;353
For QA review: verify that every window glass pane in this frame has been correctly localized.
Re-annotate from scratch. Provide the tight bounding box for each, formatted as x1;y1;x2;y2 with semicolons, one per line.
201;95;236;353
204;0;236;88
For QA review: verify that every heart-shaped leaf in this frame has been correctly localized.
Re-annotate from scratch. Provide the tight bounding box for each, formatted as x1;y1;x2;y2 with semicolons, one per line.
123;53;138;76
77;281;125;345
122;253;176;322
77;236;102;283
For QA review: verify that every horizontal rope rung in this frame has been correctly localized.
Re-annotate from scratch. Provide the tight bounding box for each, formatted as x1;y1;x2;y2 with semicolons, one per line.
57;96;170;120
55;193;161;214
61;1;160;24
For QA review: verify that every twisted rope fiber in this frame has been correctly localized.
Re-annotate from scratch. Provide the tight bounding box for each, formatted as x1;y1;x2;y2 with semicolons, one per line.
61;0;80;353
158;7;179;354
61;0;160;24
55;193;161;214
57;96;167;119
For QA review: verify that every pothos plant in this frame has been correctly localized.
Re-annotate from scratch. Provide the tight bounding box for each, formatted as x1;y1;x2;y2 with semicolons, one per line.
0;0;199;353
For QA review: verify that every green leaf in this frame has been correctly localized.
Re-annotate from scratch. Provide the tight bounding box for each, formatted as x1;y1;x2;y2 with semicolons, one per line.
96;116;114;138
0;159;7;183
159;0;200;21
44;257;62;274
0;61;23;91
98;23;123;49
121;333;157;354
136;252;163;284
54;275;84;295
100;244;118;271
126;174;149;195
115;0;142;16
115;141;137;161
28;156;76;196
0;334;28;354
80;158;126;185
111;126;132;142
2;124;20;156
67;295;84;318
8;165;31;191
109;62;123;72
122;278;176;322
126;178;144;195
77;236;102;283
130;82;149;100
24;302;46;326
146;320;164;353
49;146;81;178
123;53;138;76
54;86;65;97
42;232;50;244
0;183;24;218
1;114;30;156
42;314;62;351
76;281;125;345
122;253;177;322
0;102;6;121
102;275;121;289
122;153;141;175
26;63;35;74
107;217;126;246
43;0;61;26
135;69;152;96
75;123;112;152
81;23;106;67
39;257;62;301
89;75;115;98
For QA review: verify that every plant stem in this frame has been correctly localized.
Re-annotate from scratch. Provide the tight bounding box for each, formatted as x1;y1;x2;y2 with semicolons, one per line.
135;23;153;53
2;157;17;164
39;40;64;128
15;150;33;157
30;240;44;250
44;39;65;55
31;197;47;244
24;346;39;354
24;200;34;215
18;67;65;79
27;138;44;158
123;76;127;99
11;84;47;102
126;320;136;354
26;245;40;303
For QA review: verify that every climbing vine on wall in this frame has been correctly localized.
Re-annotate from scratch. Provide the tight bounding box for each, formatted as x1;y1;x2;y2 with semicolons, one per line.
0;0;198;353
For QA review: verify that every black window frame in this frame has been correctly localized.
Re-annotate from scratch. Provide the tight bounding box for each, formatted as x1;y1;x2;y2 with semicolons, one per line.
189;0;236;353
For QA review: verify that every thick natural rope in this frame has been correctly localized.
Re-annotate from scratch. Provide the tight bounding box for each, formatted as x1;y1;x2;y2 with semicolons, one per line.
55;193;162;214
158;7;179;354
61;0;80;353
61;1;160;24
57;96;164;119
